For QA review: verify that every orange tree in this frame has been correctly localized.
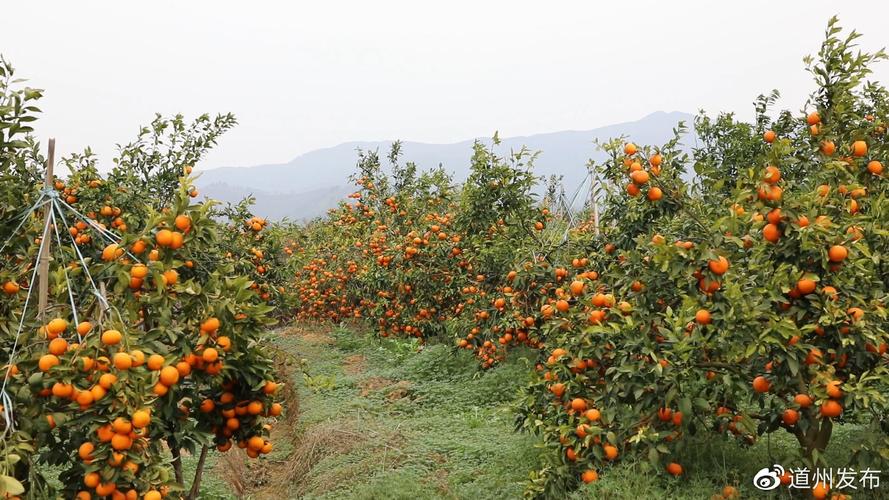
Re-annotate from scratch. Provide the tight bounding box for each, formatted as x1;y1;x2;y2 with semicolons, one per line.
516;19;888;498
1;60;284;499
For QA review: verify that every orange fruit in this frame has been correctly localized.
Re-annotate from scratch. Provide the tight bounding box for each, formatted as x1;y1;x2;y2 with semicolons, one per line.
624;143;637;155
828;245;848;263
101;329;122;345
202;348;219;363
76;321;92;336
130;264;149;279
78;442;95;460
147;354;165;371
112;417;132;434
38;354;60;372
48;337;68;355
603;444;618;460
867;160;883;175
851;140;868;157
46;318;68;336
162;269;179;286
132;409;151;429
763;165;781;183
647;186;663;201
695;309;712;325
797;278;817;295
763;223;781;243
806;111;821;125
112;352;132;370
812;481;829;500
581;469;599;483
2;281;19;294
708;256;729;275
174;215;192;231
763;130;776;143
666;462;683;476
826;380;843;399
84;472;100;488
782;408;799;426
795;394;813;408
820;400;843;418
752;376;771;393
155;229;173;247
159;366;180;386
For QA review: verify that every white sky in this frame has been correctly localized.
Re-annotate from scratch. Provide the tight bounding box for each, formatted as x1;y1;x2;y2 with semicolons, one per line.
3;1;888;171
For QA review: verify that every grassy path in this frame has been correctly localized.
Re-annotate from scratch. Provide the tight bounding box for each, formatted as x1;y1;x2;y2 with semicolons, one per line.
195;325;541;499
189;325;889;499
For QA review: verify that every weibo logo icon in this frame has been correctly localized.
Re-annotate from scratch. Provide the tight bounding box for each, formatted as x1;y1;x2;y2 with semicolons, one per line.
752;464;785;491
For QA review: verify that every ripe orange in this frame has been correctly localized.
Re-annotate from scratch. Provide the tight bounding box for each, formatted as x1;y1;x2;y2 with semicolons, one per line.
782;408;799;426
812;481;829;500
101;329;122;345
695;309;712;325
630;170;650;185
38;354;60;372
2;281;19;294
820;400;843;418
113;352;132;370
84;472;100;488
851;140;868;157
46;318;68;336
112;417;132;434
130;264;149;279
76;321;92;336
820;140;836;156
797;278;817;295
794;394;813;407
647;186;663;201
159;366;180;386
624;143;637;155
147;354;165;371
581;469;599;483
132;409;151;429
603;444;618;460
752;376;771;393
708;256;729;275
174;214;192;231
763;165;781;183
202;348;219;363
48;337;68;355
762;223;781;243
828;245;847;263
162;269;179;286
867;160;883;175
570;398;587;412
763;130;776;143
826;380;843;399
78;442;95;461
569;280;585;296
156;229;173;247
666;462;683;476
806;111;821;125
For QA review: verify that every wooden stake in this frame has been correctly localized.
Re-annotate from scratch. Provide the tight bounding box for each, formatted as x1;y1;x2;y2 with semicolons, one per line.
37;138;55;322
589;167;600;236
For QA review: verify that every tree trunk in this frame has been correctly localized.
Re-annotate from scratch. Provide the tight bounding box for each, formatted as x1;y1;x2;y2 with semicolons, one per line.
794;417;833;464
168;437;184;485
187;445;209;500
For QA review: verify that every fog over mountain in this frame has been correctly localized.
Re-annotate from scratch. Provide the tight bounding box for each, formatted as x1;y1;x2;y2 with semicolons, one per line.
197;111;693;221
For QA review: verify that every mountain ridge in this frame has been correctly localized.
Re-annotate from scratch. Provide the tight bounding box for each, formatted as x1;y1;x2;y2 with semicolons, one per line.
196;111;694;220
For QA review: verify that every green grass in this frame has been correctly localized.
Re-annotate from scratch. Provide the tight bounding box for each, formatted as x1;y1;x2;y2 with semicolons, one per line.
191;325;889;499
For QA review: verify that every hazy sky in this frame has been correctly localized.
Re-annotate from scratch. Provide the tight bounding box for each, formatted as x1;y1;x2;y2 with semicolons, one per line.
3;1;888;172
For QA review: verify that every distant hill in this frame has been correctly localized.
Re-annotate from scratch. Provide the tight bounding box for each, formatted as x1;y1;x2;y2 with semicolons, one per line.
196;111;694;221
